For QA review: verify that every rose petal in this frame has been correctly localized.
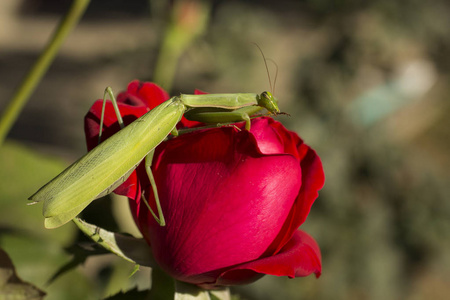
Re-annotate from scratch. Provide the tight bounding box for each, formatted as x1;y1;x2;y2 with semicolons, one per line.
268;143;325;255
249;118;285;155
82;81;324;289
267;118;304;160
194;89;208;95
213;230;321;287
133;127;302;281
122;80;170;108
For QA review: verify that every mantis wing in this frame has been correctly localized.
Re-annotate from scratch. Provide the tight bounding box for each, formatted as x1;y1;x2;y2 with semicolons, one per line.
29;98;186;228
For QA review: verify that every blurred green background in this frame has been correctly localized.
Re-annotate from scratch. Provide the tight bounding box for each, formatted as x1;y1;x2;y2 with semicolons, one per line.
1;0;449;299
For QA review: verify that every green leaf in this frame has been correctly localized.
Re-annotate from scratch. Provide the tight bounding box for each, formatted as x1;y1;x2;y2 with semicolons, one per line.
102;287;149;300
175;281;212;300
129;265;141;278
0;248;46;300
209;289;231;300
174;282;231;300
0;142;94;299
46;242;108;285
73;217;155;267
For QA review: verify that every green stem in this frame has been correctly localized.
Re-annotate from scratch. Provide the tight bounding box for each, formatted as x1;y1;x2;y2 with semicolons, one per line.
149;267;175;299
0;0;90;145
153;0;210;93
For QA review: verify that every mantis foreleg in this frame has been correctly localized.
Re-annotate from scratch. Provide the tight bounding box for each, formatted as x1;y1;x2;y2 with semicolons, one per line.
142;151;166;226
99;87;124;144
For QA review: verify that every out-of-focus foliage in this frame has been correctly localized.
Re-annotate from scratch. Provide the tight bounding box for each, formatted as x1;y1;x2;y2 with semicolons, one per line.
0;248;45;299
0;0;449;299
0;142;98;300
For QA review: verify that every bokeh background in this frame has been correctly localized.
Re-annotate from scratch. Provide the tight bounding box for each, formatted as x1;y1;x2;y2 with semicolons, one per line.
1;0;449;299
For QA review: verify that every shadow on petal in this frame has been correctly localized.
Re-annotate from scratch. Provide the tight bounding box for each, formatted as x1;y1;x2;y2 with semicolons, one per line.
216;230;321;287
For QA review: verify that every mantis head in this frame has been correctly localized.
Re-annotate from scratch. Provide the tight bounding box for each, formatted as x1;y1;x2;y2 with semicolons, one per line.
258;91;280;115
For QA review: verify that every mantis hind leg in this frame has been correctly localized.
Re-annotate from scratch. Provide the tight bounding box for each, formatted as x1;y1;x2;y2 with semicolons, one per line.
142;151;166;226
98;87;125;144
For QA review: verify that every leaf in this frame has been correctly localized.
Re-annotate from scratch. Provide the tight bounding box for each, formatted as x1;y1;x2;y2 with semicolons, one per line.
174;281;211;300
209;289;231;300
102;287;149;300
0;140;97;298
72;218;155;267
129;265;140;278
46;242;108;285
0;248;46;300
174;282;231;300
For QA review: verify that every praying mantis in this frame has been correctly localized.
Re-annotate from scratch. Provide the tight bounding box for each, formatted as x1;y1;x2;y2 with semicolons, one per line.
28;87;281;229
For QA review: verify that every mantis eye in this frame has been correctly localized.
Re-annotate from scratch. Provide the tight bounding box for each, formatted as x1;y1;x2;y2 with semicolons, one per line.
258;91;280;115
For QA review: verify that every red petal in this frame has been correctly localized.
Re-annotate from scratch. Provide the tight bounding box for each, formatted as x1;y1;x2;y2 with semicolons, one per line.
249;118;285;155
213;230;322;287
268;143;325;255
123;80;170;109
134;127;302;280
194;89;208;95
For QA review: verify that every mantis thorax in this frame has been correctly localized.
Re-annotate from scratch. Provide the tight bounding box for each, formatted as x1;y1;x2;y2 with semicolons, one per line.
258;91;280;115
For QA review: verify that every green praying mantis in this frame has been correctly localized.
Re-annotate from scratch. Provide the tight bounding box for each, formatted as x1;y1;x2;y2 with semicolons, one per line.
28;86;281;229
29;44;281;229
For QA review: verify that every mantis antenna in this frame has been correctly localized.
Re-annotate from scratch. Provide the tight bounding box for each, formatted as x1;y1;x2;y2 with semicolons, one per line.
252;43;278;96
252;44;290;120
266;58;278;96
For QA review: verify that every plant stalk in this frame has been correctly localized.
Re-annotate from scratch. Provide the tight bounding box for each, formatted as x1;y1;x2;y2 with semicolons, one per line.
0;0;90;145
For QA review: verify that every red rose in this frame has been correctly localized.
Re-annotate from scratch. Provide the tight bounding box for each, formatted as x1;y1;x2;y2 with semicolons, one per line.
84;80;325;288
